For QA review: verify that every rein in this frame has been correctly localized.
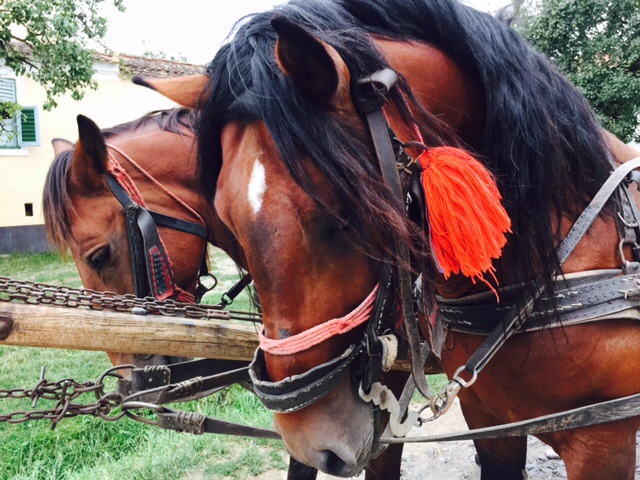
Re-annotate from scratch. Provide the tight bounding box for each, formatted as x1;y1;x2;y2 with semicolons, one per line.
104;145;209;302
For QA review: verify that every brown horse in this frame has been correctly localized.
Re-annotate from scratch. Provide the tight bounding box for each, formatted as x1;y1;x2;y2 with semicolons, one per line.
43;109;243;368
43;107;409;480
137;0;640;478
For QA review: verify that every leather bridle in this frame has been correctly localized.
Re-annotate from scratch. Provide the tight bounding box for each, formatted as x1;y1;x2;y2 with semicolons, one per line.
104;145;210;303
249;69;429;412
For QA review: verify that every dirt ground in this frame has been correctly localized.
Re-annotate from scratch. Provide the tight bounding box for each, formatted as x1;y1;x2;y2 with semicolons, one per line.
256;399;640;480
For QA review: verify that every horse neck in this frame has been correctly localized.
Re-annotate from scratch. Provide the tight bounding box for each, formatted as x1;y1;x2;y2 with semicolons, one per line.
374;38;486;149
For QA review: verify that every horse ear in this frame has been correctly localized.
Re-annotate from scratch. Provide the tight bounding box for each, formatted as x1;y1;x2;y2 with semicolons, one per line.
132;73;210;109
272;16;349;108
51;138;74;157
71;115;109;190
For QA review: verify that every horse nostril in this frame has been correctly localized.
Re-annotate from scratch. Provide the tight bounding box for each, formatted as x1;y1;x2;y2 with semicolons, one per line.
319;449;358;477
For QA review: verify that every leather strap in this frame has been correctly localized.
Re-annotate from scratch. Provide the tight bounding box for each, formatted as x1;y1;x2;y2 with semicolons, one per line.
149;210;207;239
355;69;432;400
134;205;176;300
382;391;640;444
106;172;209;301
249;344;364;413
439;269;640;334
218;274;253;307
463;156;640;376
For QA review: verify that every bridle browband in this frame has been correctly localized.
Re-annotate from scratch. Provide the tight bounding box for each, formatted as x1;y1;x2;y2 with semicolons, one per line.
104;145;210;302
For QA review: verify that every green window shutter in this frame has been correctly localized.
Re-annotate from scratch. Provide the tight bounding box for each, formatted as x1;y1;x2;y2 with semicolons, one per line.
18;107;40;146
0;78;18;148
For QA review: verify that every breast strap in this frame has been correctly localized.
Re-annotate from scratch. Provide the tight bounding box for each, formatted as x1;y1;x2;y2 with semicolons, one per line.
438;267;640;334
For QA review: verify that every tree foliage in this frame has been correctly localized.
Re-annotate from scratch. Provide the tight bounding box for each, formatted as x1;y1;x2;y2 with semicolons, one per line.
0;0;124;110
521;0;640;142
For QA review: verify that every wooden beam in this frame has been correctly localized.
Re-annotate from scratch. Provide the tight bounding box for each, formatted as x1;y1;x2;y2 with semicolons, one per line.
0;302;443;373
0;302;259;361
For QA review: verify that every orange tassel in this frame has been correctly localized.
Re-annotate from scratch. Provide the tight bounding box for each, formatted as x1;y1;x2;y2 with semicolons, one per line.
418;147;511;286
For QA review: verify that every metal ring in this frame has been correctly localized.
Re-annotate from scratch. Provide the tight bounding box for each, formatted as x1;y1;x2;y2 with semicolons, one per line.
95;392;126;422
121;401;166;426
453;365;478;388
219;293;232;307
95;364;136;400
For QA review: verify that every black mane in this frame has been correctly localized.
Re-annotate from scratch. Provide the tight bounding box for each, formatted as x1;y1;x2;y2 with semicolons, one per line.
197;0;613;287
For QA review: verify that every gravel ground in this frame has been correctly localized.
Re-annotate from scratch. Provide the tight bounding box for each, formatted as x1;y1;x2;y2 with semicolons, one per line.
257;400;640;480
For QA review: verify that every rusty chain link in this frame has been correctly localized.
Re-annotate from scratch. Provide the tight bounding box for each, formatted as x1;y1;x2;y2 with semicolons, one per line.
0;276;263;430
0;276;261;323
0;364;277;439
0;366;127;429
0;277;270;434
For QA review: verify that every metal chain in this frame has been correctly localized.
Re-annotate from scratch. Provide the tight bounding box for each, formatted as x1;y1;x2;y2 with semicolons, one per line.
0;364;271;437
0;277;261;323
0;366;125;429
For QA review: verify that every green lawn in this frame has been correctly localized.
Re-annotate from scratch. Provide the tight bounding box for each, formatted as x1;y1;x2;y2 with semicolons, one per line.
0;250;287;480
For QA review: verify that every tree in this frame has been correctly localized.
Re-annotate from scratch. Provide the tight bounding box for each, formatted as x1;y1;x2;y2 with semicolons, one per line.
520;0;640;142
0;0;125;111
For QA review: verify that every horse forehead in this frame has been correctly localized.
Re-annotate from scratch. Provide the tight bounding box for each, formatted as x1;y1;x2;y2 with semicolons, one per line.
219;122;310;209
220;122;335;224
68;193;122;238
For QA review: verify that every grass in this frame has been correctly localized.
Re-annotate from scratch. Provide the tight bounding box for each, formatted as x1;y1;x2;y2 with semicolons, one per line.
0;250;285;480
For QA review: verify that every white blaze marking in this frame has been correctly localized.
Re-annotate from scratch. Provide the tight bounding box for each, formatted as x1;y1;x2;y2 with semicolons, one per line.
248;159;266;215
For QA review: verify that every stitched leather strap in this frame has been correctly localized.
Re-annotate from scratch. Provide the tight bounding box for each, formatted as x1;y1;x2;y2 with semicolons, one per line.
249;344;364;413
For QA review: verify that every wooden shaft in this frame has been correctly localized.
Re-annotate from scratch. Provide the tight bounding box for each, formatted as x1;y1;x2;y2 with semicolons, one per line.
0;302;260;361
0;302;443;373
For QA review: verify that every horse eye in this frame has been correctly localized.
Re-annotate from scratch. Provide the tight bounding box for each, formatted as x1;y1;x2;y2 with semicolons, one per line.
323;216;351;240
89;246;111;269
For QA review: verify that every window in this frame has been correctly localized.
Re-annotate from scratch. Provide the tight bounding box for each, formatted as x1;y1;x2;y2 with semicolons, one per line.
0;78;40;149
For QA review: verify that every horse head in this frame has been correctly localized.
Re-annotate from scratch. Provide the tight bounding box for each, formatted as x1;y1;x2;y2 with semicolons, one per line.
215;20;387;474
44;111;216;367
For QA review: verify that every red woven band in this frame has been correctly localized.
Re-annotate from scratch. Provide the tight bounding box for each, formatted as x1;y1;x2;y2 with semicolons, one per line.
259;285;379;356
